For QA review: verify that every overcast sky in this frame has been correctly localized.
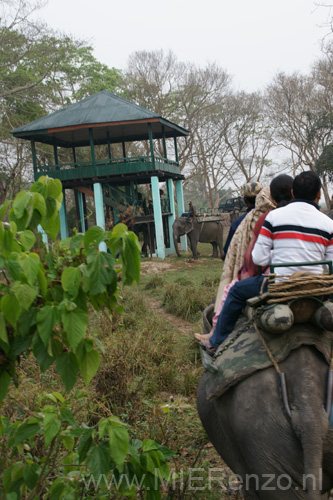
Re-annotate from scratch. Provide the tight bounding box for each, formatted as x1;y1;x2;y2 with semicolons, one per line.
35;0;330;92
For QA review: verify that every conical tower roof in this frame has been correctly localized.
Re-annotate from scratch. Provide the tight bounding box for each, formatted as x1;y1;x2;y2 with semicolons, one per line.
11;90;189;147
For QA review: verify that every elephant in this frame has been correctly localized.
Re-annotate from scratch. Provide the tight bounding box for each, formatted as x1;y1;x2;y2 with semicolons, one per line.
196;311;333;499
133;222;155;257
172;216;224;259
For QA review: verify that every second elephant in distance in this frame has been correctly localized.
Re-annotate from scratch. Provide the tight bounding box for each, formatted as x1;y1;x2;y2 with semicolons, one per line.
172;217;224;259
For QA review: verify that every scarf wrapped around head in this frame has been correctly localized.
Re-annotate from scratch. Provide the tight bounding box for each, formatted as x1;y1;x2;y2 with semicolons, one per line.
214;186;276;311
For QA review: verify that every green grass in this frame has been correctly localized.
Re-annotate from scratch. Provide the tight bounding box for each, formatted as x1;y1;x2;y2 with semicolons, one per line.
140;243;223;320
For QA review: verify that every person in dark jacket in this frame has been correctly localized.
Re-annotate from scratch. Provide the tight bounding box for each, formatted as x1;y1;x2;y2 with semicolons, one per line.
223;182;262;259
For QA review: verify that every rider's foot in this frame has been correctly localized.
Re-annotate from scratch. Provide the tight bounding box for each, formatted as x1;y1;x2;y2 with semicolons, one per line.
194;331;213;341
198;339;217;357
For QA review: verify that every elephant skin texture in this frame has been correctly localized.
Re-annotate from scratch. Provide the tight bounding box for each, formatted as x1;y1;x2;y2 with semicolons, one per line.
172;217;224;259
197;346;333;499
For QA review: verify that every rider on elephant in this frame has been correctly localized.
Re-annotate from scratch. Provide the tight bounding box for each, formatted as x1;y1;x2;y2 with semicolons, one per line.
195;174;293;343
199;171;333;356
223;181;262;259
186;200;197;220
214;185;276;313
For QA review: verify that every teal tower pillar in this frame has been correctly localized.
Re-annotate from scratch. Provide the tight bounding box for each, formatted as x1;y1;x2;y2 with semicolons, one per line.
59;191;69;239
37;224;49;250
167;178;176;254
77;190;86;234
151;176;165;259
175;180;187;252
93;183;107;252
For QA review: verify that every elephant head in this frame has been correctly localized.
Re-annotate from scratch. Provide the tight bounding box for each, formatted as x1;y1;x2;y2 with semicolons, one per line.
172;217;195;257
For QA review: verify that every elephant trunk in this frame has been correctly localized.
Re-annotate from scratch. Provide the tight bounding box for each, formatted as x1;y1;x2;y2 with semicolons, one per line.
173;229;181;257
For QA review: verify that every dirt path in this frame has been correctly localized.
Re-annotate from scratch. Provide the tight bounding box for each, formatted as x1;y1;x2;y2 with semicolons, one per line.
140;260;198;336
148;297;196;336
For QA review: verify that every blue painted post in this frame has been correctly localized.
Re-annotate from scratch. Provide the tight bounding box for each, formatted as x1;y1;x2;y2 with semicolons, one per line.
31;140;37;181
148;123;155;170
175;180;187;252
77;191;86;234
37;224;49;250
151;176;165;259
59;191;69;239
93;183;107;252
167;179;176;254
89;128;97;175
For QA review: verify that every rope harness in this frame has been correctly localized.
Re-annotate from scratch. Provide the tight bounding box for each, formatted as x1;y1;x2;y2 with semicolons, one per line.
265;273;333;303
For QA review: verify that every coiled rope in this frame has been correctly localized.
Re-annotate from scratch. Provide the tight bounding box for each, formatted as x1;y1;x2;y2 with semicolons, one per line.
264;273;333;303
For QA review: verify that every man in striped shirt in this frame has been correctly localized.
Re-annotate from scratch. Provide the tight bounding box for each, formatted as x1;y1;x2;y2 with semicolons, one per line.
200;171;333;357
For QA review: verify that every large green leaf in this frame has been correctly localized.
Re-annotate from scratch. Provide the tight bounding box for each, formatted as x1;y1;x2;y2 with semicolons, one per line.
70;234;84;253
0;312;8;345
44;412;61;445
87;252;116;295
122;232;141;285
142;439;159;452
87;443;111;478
83;226;105;249
45;178;63;210
17;309;37;339
5;260;25;281
0;370;11;405
37;306;58;346
77;428;93;462
45;196;57;219
31;191;46;218
32;333;53;371
1;294;21;325
109;223;128;239
0;201;10;221
30;180;46;197
18;230;36;251
9;208;30;232
61;267;81;299
3;228;14;253
12;283;36;311
43;211;60;241
62;308;88;352
37;265;47;298
12;191;31;219
56;352;79;392
79;349;100;386
19;253;40;285
145;450;161;475
109;423;129;466
11;422;41;447
23;465;39;490
28;208;42;230
48;478;66;500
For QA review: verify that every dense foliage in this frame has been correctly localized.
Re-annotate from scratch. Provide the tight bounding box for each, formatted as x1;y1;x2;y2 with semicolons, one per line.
0;177;178;499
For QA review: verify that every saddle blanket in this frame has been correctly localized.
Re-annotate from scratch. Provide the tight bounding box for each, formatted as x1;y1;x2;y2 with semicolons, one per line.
203;317;333;400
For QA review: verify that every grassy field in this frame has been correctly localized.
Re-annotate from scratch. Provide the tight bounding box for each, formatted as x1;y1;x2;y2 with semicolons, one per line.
2;243;245;499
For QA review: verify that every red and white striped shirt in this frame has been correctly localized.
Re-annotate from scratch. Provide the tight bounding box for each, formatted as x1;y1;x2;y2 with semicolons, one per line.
252;200;333;277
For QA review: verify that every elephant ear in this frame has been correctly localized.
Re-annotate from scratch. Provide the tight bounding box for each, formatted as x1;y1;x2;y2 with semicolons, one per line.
184;220;194;234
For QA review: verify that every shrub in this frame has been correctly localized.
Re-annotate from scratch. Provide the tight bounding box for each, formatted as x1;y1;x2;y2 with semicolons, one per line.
163;283;211;321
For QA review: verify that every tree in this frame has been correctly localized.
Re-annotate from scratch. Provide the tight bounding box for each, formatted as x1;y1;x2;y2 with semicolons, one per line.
264;48;333;206
315;142;333;182
120;50;187;161
0;0;122;203
122;51;233;207
178;62;231;207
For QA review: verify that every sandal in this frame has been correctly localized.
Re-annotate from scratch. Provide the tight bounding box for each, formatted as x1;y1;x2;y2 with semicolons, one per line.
198;339;217;357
